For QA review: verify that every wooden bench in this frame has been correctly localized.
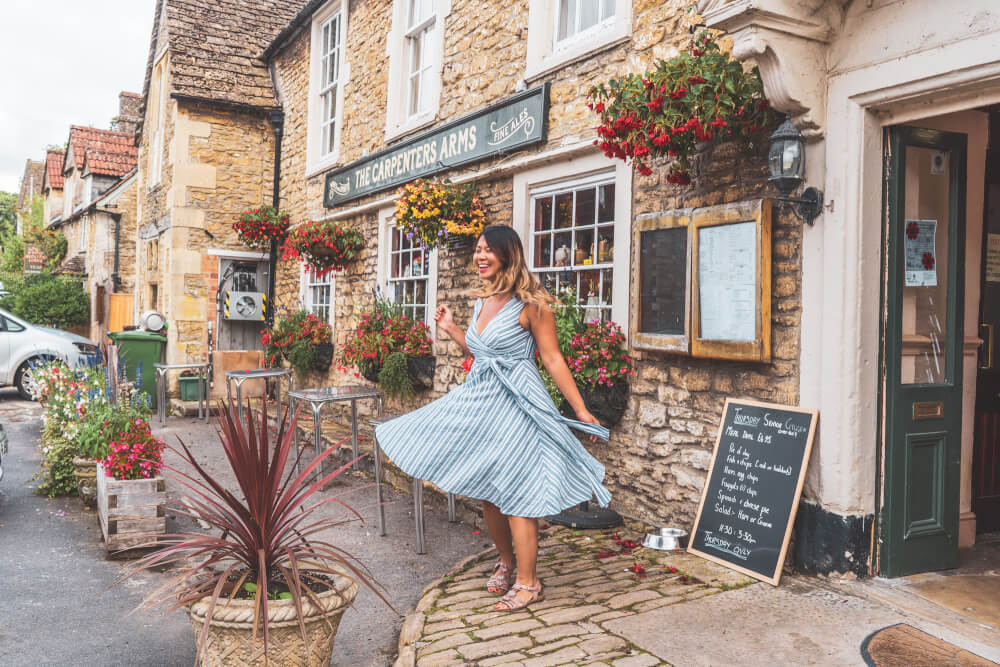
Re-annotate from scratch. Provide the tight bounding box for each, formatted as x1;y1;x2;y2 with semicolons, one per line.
370;417;457;554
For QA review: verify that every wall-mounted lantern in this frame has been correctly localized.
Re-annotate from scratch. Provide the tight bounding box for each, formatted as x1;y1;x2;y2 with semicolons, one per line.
768;115;823;225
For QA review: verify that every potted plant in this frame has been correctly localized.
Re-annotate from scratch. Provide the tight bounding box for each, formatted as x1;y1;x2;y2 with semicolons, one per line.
261;309;334;377
117;399;390;665
393;178;486;249
281;220;364;277
586;30;776;182
233;205;290;251
75;392;152;506
339;295;434;398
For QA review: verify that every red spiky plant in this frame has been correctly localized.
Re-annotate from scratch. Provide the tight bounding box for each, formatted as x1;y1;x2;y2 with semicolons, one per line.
117;397;391;662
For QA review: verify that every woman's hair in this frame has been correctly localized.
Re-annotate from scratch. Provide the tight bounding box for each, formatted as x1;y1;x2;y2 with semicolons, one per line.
469;225;554;307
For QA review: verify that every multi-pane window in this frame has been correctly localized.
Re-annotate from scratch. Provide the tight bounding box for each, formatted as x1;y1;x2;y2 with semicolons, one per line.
304;268;332;323
387;224;430;322
530;178;616;322
557;0;615;43
405;0;435;118
319;12;342;156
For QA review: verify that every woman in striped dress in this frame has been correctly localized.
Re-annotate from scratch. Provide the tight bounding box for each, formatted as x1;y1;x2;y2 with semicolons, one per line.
374;225;611;611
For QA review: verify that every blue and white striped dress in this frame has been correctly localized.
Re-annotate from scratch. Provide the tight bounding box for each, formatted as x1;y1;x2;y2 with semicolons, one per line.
374;296;612;518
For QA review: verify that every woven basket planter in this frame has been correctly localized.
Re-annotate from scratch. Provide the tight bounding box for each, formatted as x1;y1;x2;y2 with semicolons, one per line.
186;572;358;666
72;456;98;507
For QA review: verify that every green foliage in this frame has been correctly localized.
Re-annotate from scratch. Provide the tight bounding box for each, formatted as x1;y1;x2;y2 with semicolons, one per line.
0;192;16;239
9;273;88;327
22;194;44;229
260;309;332;376
286;340;319;377
77;399;153;460
29;228;67;270
377;351;414;400
540;289;585;408
0;234;25;273
36;424;78;498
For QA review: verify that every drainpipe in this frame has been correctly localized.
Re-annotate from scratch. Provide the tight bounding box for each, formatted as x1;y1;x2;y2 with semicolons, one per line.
111;212;122;291
267;110;284;328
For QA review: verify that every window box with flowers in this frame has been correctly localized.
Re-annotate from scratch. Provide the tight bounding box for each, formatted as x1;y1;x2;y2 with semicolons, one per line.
261;309;334;377
282;220;365;278
393;178;486;250
586;31;776;183
233;205;291;251
339;296;434;399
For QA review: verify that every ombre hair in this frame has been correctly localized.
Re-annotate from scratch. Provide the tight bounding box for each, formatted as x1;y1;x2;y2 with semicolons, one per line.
469;225;555;308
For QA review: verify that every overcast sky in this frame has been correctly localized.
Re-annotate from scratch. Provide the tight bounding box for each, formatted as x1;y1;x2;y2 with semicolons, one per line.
0;1;155;194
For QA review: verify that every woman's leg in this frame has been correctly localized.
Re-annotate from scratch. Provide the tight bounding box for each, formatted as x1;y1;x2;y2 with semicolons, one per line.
497;515;541;607
483;501;515;592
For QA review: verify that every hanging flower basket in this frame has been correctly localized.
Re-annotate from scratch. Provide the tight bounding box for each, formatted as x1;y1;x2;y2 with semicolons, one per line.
559;383;629;427
233;205;290;251
261;310;333;377
282;220;364;278
393;178;486;249
587;31;777;183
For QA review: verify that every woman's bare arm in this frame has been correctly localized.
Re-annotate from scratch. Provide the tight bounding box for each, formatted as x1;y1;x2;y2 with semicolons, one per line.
434;304;470;356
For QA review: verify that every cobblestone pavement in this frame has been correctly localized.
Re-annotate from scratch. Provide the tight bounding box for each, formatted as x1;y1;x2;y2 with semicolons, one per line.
394;522;756;667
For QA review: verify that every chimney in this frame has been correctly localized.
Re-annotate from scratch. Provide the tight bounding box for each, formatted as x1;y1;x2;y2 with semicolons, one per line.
116;91;143;136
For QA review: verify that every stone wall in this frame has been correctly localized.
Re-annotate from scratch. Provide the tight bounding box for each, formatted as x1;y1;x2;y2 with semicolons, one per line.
268;0;802;525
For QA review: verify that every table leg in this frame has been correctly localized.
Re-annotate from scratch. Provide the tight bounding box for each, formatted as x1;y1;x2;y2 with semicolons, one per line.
312;402;324;478
200;372;207;422
448;493;457;522
350;400;359;470
156;371;165;424
414;478;426;554
373;435;386;537
236;380;244;425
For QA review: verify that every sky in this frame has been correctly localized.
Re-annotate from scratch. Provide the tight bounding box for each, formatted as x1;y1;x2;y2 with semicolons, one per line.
0;1;155;195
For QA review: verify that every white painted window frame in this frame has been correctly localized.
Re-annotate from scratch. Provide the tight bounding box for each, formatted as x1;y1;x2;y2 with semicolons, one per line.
384;0;450;143
513;151;632;331
524;0;631;81
78;217;88;251
300;264;335;326
376;206;438;325
306;1;349;176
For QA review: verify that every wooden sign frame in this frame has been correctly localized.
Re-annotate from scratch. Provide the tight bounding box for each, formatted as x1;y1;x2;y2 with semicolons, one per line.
688;398;818;585
631;209;692;353
690;199;772;361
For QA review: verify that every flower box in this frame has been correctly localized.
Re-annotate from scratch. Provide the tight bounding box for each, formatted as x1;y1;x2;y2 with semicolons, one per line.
96;461;166;553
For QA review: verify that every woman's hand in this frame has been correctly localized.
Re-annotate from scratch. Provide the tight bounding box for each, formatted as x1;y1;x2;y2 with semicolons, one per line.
576;408;602;442
434;304;456;332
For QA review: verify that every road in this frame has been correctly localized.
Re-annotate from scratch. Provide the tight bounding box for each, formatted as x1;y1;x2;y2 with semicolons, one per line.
0;390;482;666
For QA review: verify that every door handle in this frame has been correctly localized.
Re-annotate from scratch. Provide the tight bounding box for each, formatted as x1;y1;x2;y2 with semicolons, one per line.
981;322;994;370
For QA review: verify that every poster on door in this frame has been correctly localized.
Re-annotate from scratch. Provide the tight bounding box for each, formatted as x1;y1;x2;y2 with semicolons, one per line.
904;219;937;287
986;233;1000;283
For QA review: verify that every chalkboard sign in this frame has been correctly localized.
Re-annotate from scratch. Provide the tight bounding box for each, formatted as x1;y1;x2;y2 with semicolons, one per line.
688;398;818;585
639;227;687;334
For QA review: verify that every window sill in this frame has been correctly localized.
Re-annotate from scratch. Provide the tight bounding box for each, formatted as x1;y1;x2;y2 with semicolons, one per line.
305;154;342;180
524;33;631;84
384;114;437;145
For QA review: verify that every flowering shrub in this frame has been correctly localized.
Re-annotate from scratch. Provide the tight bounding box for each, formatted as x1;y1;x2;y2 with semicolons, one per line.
33;362;108;442
233;205;290;251
339;296;433;381
100;419;166;481
393;179;486;248
565;320;634;389
260;309;333;376
281;220;364;278
587;31;776;182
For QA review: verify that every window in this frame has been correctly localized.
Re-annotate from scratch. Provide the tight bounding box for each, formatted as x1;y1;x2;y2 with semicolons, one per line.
557;0;615;43
303;267;333;324
525;0;631;80
307;2;348;174
529;177;616;322
78;219;88;251
513;152;631;329
384;0;448;142
378;207;437;324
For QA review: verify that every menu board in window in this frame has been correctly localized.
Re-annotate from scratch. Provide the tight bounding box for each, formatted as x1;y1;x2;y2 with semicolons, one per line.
691;200;772;361
631;211;691;352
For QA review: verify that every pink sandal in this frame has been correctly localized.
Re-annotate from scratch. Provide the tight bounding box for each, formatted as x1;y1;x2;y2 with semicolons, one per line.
486;560;514;595
494;582;544;611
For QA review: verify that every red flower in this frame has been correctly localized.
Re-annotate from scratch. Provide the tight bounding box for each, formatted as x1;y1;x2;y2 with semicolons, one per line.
906;221;920;240
670;88;687;100
922;252;935;270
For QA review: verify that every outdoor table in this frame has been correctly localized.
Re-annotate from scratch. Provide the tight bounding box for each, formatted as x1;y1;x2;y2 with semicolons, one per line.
288;386;383;475
224;368;293;425
154;362;209;423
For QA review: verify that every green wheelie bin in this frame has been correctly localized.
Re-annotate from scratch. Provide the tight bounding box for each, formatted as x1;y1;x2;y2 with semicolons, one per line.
108;330;167;409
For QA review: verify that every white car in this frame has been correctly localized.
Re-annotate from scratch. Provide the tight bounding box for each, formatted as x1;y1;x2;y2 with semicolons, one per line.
0;307;99;399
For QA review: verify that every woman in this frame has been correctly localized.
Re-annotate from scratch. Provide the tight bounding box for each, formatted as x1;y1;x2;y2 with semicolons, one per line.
374;225;611;611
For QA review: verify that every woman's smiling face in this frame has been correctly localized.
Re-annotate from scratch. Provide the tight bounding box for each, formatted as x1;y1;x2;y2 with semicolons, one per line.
474;236;503;281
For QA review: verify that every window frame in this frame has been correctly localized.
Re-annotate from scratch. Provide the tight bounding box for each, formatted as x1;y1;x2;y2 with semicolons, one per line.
513;151;632;332
300;264;335;326
376;206;438;326
384;0;450;143
78;218;88;252
306;1;350;176
524;0;631;81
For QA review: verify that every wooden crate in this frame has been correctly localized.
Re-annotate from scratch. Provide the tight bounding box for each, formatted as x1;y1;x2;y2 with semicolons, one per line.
96;463;166;553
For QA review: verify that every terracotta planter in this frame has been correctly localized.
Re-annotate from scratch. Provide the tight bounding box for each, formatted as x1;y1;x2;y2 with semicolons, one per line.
186;572;359;666
560;383;628;427
72;456;98;507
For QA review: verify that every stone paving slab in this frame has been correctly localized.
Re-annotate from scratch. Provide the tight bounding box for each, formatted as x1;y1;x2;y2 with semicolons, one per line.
394;522;756;666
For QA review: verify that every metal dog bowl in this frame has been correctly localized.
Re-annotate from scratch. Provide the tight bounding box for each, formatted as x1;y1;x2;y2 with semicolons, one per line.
642;527;688;551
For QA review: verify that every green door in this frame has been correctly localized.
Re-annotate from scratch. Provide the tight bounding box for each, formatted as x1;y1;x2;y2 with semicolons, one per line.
880;126;966;577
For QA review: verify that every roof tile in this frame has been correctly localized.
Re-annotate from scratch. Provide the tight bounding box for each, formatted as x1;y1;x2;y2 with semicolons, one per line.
66;126;138;177
45;150;65;190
